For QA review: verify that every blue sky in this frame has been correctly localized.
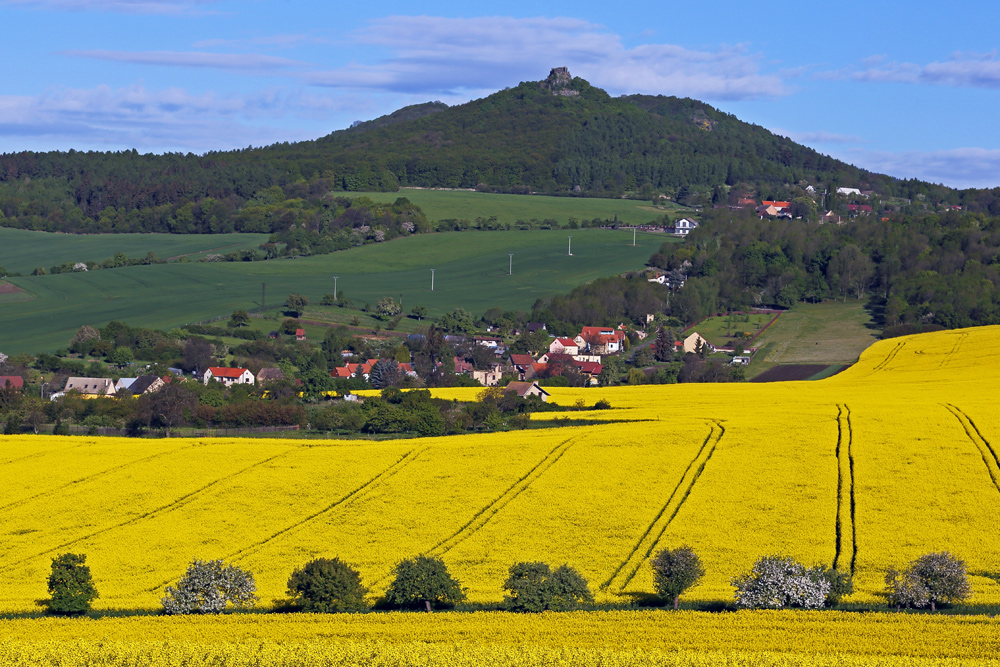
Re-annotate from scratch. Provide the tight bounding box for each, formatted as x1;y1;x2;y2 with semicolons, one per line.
2;0;999;188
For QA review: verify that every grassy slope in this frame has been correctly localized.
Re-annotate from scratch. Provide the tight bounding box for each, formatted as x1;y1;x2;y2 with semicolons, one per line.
748;301;879;377
351;189;689;226
0;229;661;353
0;229;270;275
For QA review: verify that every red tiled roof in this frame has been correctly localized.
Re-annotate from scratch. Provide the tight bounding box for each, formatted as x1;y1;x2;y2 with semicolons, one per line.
576;361;603;374
510;354;534;366
0;376;23;389
554;337;577;347
207;367;249;378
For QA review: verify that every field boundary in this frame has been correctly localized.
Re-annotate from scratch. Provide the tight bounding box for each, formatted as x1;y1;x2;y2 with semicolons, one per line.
601;420;725;593
833;404;856;573
944;404;1000;496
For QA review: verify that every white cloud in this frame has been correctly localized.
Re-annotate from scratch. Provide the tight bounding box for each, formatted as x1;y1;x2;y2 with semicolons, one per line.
848;51;1000;89
845;147;1000;190
306;15;787;101
0;84;372;152
1;0;217;13
62;50;309;70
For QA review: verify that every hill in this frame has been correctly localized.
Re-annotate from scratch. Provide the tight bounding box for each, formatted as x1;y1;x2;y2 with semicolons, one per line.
3;68;997;237
0;325;998;613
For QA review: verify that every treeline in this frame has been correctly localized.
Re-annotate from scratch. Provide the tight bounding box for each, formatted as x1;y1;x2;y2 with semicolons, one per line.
647;208;1000;329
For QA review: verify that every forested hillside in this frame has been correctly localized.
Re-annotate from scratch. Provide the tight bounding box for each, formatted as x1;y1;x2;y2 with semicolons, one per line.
3;69;999;236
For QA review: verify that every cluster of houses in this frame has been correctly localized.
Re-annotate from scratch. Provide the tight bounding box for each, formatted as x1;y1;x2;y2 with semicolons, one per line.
326;325;631;387
31;365;289;400
731;189;876;221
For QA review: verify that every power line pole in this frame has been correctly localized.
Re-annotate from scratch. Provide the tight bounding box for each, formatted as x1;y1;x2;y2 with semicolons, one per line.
633;227;636;246
568;236;572;256
430;268;435;291
332;276;339;300
508;253;513;275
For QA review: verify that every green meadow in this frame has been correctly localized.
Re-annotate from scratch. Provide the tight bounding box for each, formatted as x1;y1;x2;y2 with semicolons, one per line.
0;229;672;354
0;228;270;275
350;188;688;226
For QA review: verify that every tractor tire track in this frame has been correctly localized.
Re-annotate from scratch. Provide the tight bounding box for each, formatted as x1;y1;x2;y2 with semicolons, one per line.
221;445;429;568
424;436;579;559
0;442;201;514
602;421;725;592
871;341;905;373
833;404;856;574
939;332;968;368
0;441;89;467
944;404;1000;495
0;447;298;574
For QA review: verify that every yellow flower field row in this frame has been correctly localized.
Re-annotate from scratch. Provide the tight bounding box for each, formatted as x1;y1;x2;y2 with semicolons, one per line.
3;326;1000;614
0;610;998;666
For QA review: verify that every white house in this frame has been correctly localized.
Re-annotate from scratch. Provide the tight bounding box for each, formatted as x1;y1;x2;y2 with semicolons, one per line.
837;187;861;196
548;337;580;356
673;218;699;236
204;366;255;386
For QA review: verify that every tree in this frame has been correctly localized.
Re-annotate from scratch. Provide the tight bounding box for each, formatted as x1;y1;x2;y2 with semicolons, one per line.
69;325;101;355
42;553;98;615
375;296;402;320
162;559;258;614
885;552;970;611
503;562;594;612
410;305;428;320
652;327;674;362
138;383;196;437
106;346;134;369
286;557;368;612
229;310;250;328
383;555;466;611
650;546;705;610
369;359;401;390
182;338;214;375
731;555;831;610
284;293;309;318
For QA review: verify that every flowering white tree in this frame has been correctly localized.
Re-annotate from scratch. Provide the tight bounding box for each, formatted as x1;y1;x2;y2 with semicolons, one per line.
885;551;970;611
731;555;831;610
161;559;258;614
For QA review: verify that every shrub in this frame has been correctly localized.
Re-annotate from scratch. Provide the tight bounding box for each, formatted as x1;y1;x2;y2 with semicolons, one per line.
42;553;98;615
161;559;258;614
287;558;368;612
885;551;970;611
503;562;594;612
650;546;704;610
731;555;831;610
383;555;465;611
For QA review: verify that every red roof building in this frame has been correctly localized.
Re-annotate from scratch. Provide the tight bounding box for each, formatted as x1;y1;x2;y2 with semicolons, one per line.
0;376;24;389
204;367;255;386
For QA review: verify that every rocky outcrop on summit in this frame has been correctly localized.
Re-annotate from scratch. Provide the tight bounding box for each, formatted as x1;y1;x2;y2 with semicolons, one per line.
540;67;580;96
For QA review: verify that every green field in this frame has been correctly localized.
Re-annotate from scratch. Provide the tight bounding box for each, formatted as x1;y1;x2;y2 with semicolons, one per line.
351;188;689;226
0;229;665;353
0;228;270;276
748;301;879;376
687;312;775;348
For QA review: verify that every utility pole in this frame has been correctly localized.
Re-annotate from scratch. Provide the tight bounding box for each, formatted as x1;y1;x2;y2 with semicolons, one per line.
430;268;435;291
333;276;339;301
508;253;513;275
568;236;573;256
633;227;637;246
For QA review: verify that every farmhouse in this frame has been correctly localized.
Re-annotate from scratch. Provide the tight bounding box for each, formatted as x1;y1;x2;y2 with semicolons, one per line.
295;329;306;341
680;332;715;354
504;381;550;402
128;375;166;395
672;218;699;236
62;377;116;397
578;326;626;355
548;337;579;356
204;367;255;386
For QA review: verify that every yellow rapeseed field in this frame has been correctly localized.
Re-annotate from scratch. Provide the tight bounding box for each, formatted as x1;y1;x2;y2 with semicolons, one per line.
3;325;1000;664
